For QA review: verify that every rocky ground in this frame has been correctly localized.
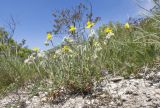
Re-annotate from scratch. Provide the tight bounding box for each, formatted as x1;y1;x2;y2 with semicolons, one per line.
0;67;160;108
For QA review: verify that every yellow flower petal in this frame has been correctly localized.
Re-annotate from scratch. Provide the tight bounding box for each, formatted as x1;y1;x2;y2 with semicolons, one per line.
69;26;76;32
104;27;112;33
62;45;70;52
47;33;52;40
85;21;95;29
33;47;39;52
124;22;130;29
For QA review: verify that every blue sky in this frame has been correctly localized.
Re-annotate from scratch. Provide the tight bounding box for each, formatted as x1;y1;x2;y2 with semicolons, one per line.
0;0;153;50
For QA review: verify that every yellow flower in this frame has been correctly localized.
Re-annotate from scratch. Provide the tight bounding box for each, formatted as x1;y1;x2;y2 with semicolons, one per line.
47;33;52;40
86;21;95;28
62;45;70;52
104;27;112;33
69;26;76;32
124;22;130;29
33;47;39;52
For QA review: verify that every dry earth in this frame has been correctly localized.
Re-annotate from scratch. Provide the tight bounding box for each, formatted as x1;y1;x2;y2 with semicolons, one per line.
0;68;160;108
